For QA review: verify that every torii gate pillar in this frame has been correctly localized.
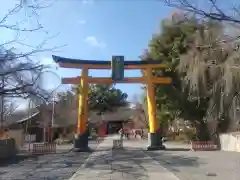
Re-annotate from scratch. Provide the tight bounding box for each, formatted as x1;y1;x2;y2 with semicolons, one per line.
146;68;165;150
74;67;90;151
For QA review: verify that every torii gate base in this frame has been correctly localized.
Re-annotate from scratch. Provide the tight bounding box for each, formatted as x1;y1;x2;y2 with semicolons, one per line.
74;132;90;152
52;55;172;151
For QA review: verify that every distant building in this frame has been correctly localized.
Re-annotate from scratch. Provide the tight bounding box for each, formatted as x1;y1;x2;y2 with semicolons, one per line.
4;107;49;142
3;101;149;141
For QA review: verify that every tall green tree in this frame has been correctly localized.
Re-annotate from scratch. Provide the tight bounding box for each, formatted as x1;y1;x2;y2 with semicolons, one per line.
73;84;128;115
143;12;240;141
142;13;210;140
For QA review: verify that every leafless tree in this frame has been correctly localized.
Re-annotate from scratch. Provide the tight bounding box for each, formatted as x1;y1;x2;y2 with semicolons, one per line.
0;0;61;127
163;0;240;43
0;99;18;121
132;93;149;128
53;91;77;127
164;0;240;24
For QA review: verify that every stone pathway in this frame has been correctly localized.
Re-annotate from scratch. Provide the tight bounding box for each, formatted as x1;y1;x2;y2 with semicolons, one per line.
69;135;179;180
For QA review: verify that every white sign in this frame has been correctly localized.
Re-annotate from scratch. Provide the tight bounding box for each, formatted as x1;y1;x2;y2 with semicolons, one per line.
24;134;36;142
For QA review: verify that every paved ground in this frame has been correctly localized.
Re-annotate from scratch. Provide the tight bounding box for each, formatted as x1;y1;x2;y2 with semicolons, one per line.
146;149;240;180
2;137;240;180
0;141;98;180
70;136;179;180
128;140;240;180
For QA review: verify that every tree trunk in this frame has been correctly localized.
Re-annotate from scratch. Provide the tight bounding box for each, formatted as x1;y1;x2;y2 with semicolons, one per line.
207;118;222;148
195;120;210;141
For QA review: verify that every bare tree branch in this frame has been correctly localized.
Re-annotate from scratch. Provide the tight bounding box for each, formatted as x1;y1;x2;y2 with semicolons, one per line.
164;0;240;24
0;0;55;32
0;0;61;126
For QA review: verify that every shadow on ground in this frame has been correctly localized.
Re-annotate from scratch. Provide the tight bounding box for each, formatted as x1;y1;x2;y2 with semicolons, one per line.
0;154;42;167
84;148;150;179
0;151;72;167
83;147;204;178
144;149;204;173
164;147;191;151
0;143;87;167
0;151;95;180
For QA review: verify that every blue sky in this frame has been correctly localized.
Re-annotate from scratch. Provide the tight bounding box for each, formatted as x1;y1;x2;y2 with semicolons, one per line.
0;0;173;102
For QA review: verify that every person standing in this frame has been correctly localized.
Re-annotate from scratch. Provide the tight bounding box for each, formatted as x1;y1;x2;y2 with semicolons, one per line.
141;128;144;139
119;128;124;140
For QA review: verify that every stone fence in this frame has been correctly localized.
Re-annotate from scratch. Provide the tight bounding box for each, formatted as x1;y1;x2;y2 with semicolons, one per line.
219;133;240;152
0;138;17;160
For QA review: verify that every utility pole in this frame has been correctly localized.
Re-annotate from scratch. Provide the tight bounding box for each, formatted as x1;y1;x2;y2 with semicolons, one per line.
51;93;55;142
27;99;31;151
1;76;4;128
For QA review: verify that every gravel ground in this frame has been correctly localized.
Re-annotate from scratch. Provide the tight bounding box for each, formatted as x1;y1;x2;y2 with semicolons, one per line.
0;141;98;180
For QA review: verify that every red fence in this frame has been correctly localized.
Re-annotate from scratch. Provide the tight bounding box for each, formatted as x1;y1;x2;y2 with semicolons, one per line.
191;141;218;151
30;143;56;154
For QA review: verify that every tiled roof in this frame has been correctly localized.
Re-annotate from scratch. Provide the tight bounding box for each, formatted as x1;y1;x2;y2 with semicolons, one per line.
3;107;40;126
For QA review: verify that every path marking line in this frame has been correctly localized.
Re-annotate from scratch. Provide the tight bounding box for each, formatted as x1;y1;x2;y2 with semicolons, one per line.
142;150;180;180
68;136;114;180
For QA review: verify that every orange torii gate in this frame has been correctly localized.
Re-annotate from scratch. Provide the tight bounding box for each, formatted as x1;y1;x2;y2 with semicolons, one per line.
52;55;171;151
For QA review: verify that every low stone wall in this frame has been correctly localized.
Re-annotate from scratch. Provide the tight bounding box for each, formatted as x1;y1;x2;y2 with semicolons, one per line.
0;138;17;160
219;133;240;152
8;129;24;150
